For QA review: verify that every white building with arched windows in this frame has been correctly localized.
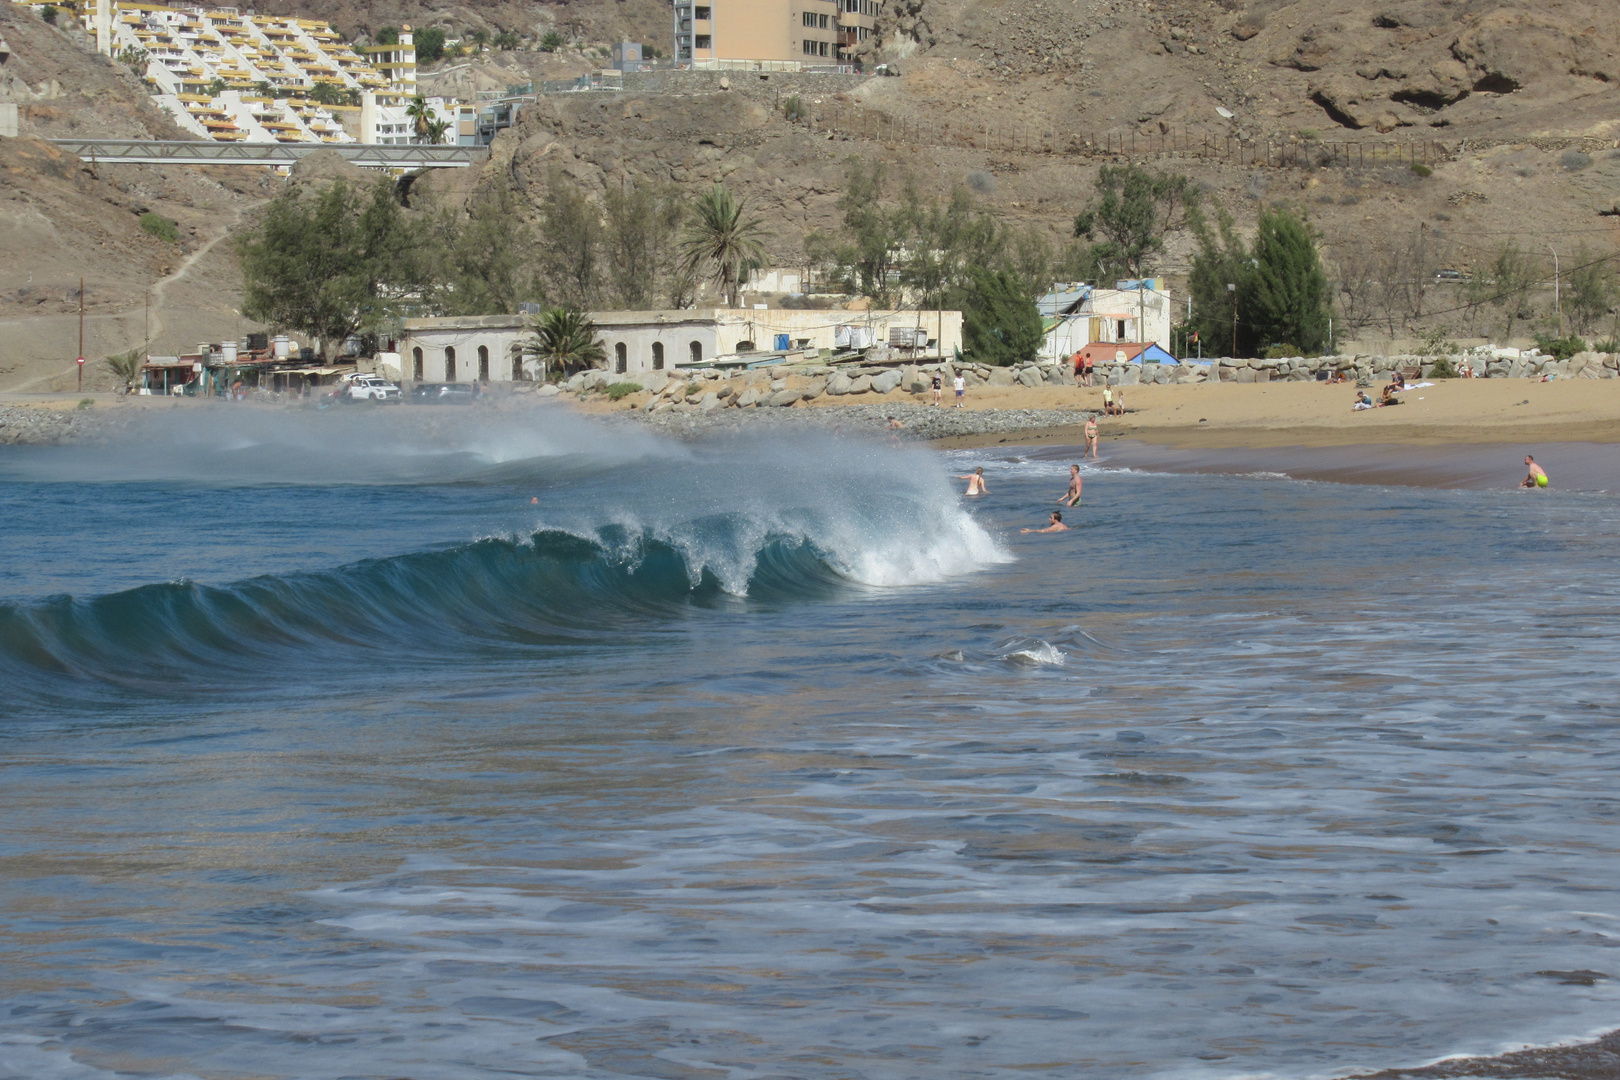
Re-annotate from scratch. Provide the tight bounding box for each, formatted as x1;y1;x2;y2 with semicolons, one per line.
393;308;963;386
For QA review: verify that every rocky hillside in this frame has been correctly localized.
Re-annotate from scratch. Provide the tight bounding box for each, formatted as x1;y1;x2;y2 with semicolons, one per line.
0;2;263;390
867;0;1620;143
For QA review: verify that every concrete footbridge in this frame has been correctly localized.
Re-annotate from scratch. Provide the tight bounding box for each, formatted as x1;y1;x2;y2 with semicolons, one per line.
50;140;488;169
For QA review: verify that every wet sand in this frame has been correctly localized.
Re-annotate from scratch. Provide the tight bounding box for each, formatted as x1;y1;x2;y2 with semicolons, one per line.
1349;1026;1620;1079
1076;438;1620;493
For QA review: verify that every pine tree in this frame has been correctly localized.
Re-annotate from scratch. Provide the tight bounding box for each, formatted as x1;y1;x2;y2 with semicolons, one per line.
951;267;1043;367
1248;208;1330;355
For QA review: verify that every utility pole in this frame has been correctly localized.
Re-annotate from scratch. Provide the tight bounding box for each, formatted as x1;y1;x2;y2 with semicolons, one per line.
77;276;85;393
1227;282;1237;358
1548;244;1563;336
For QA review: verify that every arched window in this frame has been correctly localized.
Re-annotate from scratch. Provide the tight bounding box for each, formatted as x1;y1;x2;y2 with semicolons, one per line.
735;340;754;353
614;342;627;374
651;342;664;370
689;341;702;364
477;345;489;382
412;346;423;382
444;346;456;382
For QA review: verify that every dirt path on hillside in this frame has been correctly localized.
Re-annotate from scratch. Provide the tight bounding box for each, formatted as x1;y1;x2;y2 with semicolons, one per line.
0;200;262;393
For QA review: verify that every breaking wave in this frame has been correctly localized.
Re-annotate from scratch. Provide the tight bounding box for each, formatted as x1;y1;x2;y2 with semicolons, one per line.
0;421;1009;701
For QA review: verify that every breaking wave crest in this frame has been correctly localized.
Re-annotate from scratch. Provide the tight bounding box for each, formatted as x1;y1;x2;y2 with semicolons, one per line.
0;430;1008;701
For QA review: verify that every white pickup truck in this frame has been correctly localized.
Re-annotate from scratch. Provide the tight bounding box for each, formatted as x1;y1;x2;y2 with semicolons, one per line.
343;373;401;402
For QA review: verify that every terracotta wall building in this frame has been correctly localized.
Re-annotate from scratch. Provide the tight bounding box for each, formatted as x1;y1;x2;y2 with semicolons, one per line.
673;0;870;68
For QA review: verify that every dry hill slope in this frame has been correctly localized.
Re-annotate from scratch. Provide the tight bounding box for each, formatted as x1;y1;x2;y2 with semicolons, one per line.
0;2;262;391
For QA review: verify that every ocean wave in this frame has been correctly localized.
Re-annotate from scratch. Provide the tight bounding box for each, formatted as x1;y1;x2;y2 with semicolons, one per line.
0;445;1008;703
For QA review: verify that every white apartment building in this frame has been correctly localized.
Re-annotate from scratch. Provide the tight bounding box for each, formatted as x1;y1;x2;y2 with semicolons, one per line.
103;4;423;146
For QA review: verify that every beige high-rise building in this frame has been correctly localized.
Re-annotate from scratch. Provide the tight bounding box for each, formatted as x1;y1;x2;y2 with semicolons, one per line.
672;0;877;68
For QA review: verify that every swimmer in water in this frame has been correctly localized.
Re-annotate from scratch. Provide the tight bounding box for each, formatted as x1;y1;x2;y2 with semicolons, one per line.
956;466;989;495
1022;510;1068;533
1059;464;1083;507
1520;455;1549;489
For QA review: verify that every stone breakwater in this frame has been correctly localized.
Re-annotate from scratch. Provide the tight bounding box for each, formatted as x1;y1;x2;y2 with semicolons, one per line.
633;400;1093;442
546;360;1076;410
0;403;103;445
1205;351;1620;383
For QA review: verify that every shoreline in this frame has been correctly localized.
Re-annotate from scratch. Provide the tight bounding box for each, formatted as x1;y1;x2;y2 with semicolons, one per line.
4;381;1618;463
1349;1027;1620;1079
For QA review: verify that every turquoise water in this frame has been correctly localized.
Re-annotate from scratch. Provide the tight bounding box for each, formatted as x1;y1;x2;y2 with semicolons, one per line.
2;409;1619;1079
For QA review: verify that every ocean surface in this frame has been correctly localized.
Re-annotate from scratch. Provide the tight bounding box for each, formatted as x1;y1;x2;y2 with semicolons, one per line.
2;408;1619;1080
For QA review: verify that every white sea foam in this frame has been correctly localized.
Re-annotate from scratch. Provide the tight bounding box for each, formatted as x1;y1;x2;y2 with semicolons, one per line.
529;429;1012;595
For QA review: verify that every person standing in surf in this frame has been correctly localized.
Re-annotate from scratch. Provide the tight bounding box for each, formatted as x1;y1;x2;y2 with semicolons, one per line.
956;467;989;495
1060;464;1083;507
1085;416;1099;459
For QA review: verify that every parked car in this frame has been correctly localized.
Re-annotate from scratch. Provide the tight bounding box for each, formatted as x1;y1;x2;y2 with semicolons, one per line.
343;373;401;402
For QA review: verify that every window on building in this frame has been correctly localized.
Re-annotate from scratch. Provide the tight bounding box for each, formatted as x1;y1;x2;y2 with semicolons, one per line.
803;11;815;26
444;346;456;382
689;341;702;364
695;34;710;48
819;40;829;56
1117;320;1127;341
412;346;423;382
614;342;627;374
819;13;829;28
694;5;709;17
652;342;664;370
477;344;489;382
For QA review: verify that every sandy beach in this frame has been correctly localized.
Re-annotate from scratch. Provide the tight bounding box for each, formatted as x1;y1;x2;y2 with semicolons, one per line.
909;379;1620;450
564;376;1620;451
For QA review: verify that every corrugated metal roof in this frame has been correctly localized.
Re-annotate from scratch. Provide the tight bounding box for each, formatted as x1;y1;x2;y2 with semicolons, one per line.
1037;283;1092;318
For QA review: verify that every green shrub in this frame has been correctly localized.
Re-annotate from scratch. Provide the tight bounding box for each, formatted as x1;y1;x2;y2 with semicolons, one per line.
604;381;643;400
781;94;808;123
139;212;179;242
77;398;93;410
1297;128;1319;142
539;30;564;52
1533;333;1588;360
1592;338;1620;353
1428;356;1459;379
414;26;446;62
1263;343;1300;359
41;4;58;24
1410;163;1433;178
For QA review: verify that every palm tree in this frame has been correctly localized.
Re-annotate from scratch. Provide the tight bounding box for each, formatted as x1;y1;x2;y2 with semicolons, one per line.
103;347;144;394
423;116;450;145
406;95;431;141
680;185;769;308
524;307;605;380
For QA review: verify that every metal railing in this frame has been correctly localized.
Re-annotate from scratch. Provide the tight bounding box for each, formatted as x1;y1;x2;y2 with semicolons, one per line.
52;139;488;168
